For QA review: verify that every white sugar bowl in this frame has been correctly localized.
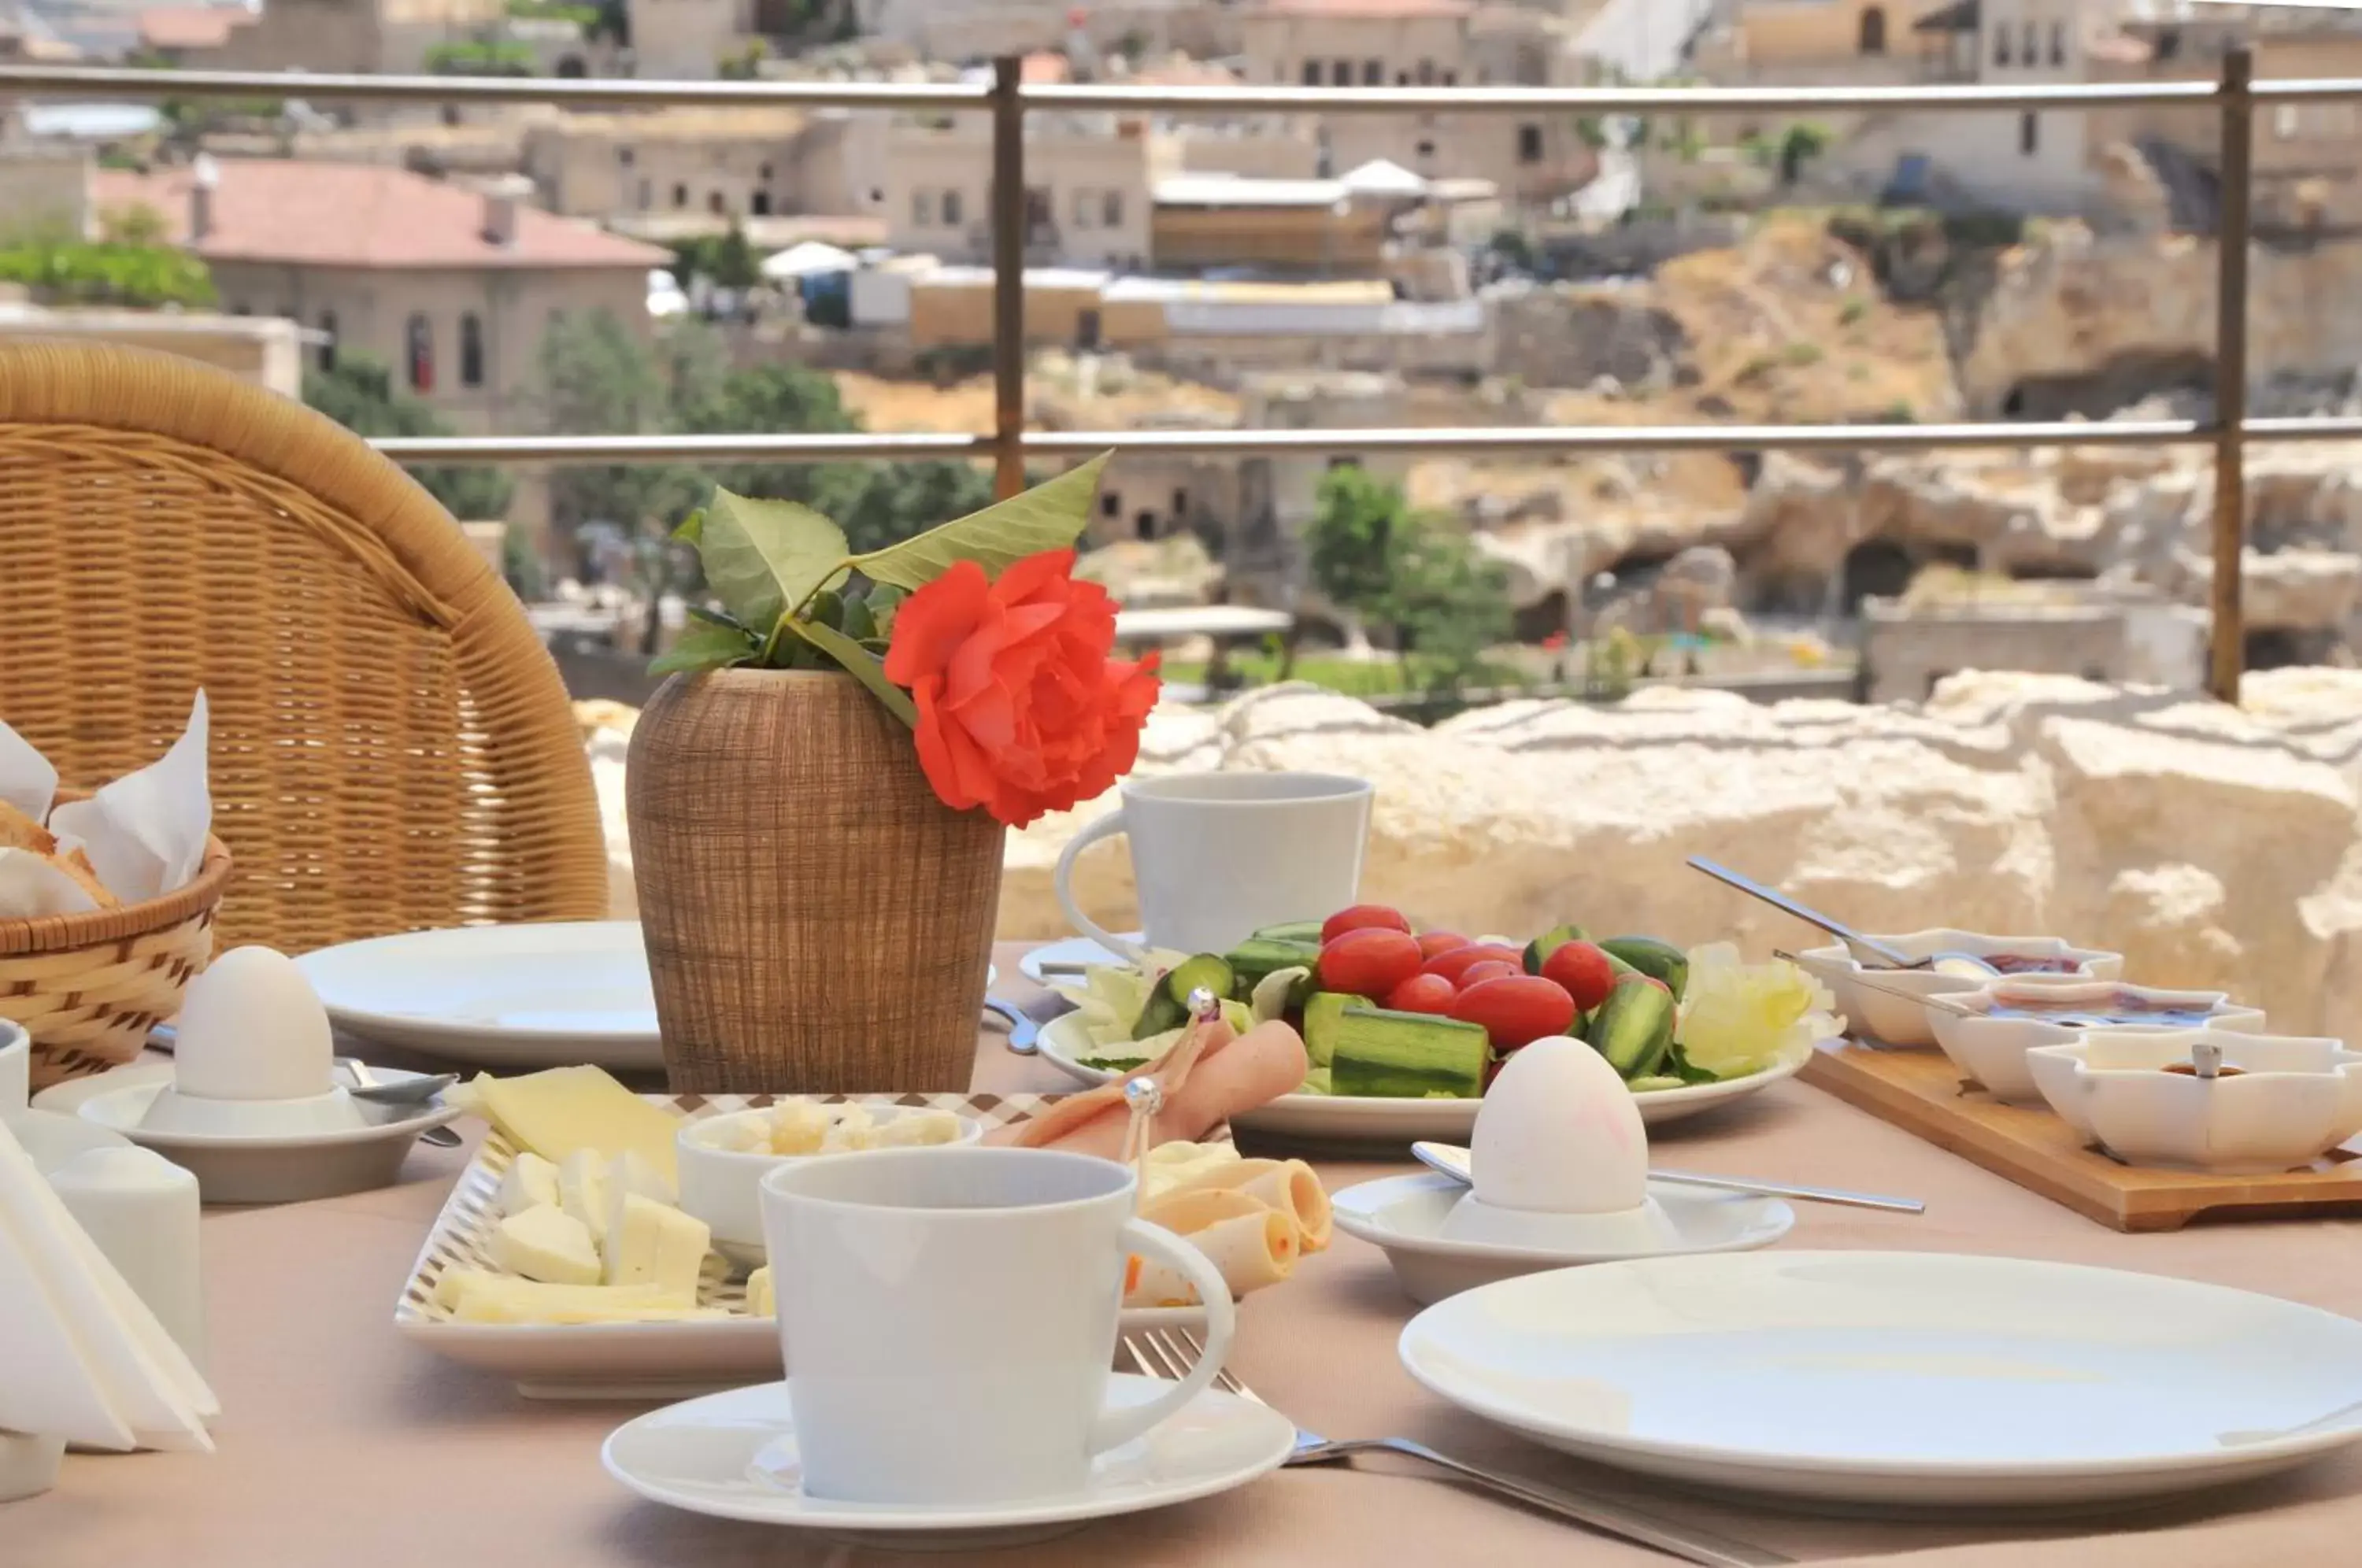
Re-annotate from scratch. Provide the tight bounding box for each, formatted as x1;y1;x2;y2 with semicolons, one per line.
2027;1030;2362;1174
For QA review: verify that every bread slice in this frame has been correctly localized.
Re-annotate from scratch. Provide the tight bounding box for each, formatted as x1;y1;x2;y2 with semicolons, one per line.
0;799;57;856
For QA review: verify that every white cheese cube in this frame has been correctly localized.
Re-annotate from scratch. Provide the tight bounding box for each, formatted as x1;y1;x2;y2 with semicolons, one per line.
609;1148;677;1208
871;1109;961;1148
603;1192;710;1304
497;1151;560;1217
491;1204;602;1287
766;1098;831;1156
745;1265;775;1318
558;1148;609;1246
820;1103;875;1153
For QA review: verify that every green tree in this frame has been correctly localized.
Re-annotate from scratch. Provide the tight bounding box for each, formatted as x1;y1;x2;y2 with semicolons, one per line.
302;352;513;521
1305;465;1404;616
813;460;994;556
1304;467;1511;690
536;309;705;541
1779;121;1833;185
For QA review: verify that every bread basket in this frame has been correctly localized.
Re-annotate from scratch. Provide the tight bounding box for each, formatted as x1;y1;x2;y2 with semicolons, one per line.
0;810;231;1090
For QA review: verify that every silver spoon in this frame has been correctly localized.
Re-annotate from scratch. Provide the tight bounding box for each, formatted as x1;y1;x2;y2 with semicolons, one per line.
1687;857;1917;969
983;997;1039;1055
340;1058;462;1148
1411;1141;1926;1216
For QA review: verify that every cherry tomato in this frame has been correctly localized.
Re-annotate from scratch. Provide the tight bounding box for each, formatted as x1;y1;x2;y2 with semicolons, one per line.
1321;904;1412;945
1448;975;1579;1051
1416;930;1472;960
1420;943;1523;986
1457;959;1523;989
1383;972;1458;1015
1317;927;1423;997
1540;941;1620;1012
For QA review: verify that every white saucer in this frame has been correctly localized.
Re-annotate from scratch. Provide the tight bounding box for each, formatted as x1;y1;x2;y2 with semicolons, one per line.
1331;1171;1794;1304
61;1067;460;1204
1020;935;1142;986
603;1375;1294;1548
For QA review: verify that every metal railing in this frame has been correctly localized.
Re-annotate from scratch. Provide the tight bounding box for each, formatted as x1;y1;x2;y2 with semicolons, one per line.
2;51;2357;700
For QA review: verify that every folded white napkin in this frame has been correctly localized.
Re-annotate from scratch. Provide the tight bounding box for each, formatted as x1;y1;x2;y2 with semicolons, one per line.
0;693;211;915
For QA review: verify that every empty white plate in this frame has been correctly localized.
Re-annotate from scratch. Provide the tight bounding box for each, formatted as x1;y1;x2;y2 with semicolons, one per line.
1400;1251;2362;1510
298;922;661;1070
1331;1172;1793;1304
602;1375;1293;1548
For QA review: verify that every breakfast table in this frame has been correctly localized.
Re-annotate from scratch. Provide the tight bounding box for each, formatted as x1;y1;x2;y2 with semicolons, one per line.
14;943;2362;1568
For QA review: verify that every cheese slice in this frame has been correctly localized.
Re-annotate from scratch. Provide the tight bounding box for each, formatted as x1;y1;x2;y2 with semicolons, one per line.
557;1148;609;1246
603;1193;709;1302
472;1067;680;1182
497;1151;559;1217
491;1204;602;1287
433;1269;668;1316
745;1265;776;1318
446;1277;729;1326
608;1148;676;1208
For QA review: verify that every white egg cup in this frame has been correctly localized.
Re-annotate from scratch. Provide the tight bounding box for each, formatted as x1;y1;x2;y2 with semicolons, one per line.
0;1431;65;1504
1439;1193;1681;1253
677;1108;983;1268
2027;1030;2362;1174
1929;982;2268;1106
1799;930;2123;1048
135;1085;372;1139
72;1077;460;1204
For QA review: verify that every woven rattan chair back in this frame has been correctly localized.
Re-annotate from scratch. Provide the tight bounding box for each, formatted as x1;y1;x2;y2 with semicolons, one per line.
0;339;608;952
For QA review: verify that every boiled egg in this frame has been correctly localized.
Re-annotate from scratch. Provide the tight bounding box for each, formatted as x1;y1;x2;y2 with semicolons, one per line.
1467;1036;1649;1215
171;946;337;1103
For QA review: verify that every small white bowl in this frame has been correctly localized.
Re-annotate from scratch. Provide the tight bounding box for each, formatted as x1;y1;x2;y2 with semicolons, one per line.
72;1073;460;1204
2027;1030;2362;1174
1931;982;2268;1105
1330;1172;1793;1304
676;1104;983;1266
1800;930;2124;1047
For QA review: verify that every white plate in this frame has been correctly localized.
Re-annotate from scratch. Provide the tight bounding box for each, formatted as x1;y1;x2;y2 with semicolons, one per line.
1020;935;1141;986
398;1090;1208;1399
603;1377;1293;1545
301;922;995;1071
1331;1172;1793;1304
53;1067;457;1205
1036;1014;1812;1142
298;922;662;1070
1399;1251;2362;1509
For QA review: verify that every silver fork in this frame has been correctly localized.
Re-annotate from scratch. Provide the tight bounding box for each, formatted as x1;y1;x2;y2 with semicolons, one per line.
1122;1328;1790;1568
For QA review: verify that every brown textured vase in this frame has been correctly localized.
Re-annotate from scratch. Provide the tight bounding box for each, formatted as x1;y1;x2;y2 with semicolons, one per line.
625;668;1004;1093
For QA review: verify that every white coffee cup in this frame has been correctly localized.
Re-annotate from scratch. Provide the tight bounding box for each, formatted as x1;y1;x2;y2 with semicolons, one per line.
760;1145;1236;1507
1055;771;1374;957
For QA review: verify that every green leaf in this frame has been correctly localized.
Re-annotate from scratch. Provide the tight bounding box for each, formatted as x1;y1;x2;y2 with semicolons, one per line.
695;488;849;630
848;452;1109;592
648;622;758;676
785;618;920;728
672;508;705;545
839;594;877;642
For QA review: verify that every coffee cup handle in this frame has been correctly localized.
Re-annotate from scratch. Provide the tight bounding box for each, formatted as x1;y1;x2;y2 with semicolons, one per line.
1091;1220;1238;1457
1053;810;1146;963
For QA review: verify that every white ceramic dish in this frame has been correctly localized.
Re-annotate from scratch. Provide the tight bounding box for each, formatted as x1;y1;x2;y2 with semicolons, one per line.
1930;982;2268;1105
602;1377;1294;1548
398;1091;1208;1398
2027;1030;2362;1173
676;1105;985;1266
1020;935;1140;986
1798;931;2123;1048
1399;1250;2362;1510
1037;1013;1812;1141
1331;1171;1793;1304
66;1071;459;1204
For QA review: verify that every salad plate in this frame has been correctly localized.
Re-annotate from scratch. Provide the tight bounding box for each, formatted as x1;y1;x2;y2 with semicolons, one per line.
1401;1251;2362;1509
602;1377;1294;1547
301;922;990;1071
1020;934;1141;985
1036;1013;1812;1138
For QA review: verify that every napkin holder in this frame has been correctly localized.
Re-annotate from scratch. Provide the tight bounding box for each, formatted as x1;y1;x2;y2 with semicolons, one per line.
0;795;231;1092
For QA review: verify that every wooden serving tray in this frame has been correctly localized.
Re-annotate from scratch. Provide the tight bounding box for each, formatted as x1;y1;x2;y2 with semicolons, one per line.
1802;1039;2362;1232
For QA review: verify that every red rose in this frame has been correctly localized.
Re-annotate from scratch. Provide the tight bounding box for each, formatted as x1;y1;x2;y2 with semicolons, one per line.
883;549;1161;828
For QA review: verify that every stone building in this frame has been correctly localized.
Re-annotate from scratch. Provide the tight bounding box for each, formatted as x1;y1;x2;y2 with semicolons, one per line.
196;0;509;78
882;109;1163;269
521;107;860;222
92;159;668;434
1234;0;1599;205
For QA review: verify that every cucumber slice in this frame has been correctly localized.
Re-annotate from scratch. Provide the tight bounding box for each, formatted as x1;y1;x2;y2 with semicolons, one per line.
1300;990;1368;1068
1164;953;1237;1008
1130;984;1187;1041
1331;1006;1490;1099
1224;937;1322;990
1586;978;1676;1078
1522;923;1588;974
1251;920;1326;945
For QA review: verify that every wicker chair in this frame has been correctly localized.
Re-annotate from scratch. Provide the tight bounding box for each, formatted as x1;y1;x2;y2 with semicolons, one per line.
0;339;609;953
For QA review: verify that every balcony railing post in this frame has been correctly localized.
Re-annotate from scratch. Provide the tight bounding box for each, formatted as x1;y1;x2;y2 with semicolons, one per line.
990;54;1027;501
2210;45;2254;704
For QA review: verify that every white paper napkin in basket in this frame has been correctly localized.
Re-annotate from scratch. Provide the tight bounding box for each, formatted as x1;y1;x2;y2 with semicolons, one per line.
0;693;212;918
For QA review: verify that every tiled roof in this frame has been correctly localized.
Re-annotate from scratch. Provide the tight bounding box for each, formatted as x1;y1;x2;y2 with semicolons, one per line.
91;161;672;270
1020;50;1071;83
